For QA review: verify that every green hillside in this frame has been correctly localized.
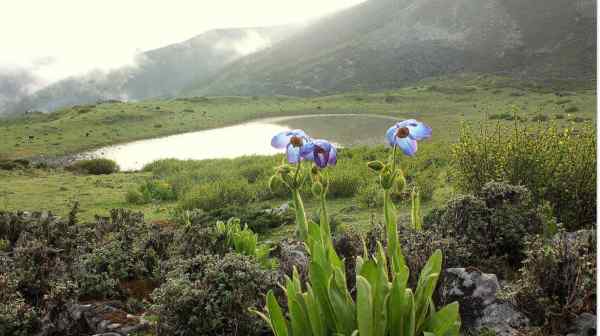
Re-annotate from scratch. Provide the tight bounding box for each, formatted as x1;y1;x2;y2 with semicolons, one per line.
186;0;596;96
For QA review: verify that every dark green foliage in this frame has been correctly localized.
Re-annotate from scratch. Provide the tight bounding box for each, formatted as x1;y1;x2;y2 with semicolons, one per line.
516;230;596;334
169;220;229;259
179;178;255;210
425;182;542;275
126;179;177;204
0;271;40;336
175;205;293;233
530;114;548;122
564;105;579;113
152;253;277;336
452;121;596;229
68;158;119;175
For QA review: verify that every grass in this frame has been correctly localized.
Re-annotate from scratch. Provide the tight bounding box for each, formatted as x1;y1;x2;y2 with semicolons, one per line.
0;169;174;222
0;75;595;160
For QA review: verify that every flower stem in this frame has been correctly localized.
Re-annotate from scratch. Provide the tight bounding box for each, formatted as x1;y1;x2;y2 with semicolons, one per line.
383;189;402;273
292;188;308;241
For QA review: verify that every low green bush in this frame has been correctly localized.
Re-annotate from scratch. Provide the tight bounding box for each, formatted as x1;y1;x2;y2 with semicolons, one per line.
152;253;277;336
425;182;542;275
126;180;177;204
68;158;119;175
452;121;596;229
515;230;596;333
0;271;40;336
179;205;293;233
179;178;254;211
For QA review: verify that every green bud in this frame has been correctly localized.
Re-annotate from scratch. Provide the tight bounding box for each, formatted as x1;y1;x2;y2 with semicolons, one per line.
395;169;406;192
268;175;284;192
367;160;385;172
311;165;320;176
311;181;324;197
276;164;292;175
380;166;395;190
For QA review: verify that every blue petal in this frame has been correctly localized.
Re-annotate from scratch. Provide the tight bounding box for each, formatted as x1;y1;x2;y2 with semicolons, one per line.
271;129;309;149
328;146;337;166
385;125;398;147
271;132;291;149
286;143;301;163
396;137;418;156
300;142;315;161
405;120;432;140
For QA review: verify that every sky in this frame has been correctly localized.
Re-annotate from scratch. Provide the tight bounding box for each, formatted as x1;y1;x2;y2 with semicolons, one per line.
0;0;365;89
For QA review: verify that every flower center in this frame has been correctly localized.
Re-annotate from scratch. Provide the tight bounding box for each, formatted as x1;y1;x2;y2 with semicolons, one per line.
396;126;410;138
290;135;303;147
315;146;326;154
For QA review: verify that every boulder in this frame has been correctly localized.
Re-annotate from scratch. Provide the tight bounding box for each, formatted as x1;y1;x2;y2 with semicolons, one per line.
439;268;529;335
271;238;308;282
567;313;596;336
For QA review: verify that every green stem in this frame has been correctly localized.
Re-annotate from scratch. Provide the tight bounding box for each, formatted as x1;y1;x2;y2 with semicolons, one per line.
383;189;401;273
319;193;331;239
292;188;308;241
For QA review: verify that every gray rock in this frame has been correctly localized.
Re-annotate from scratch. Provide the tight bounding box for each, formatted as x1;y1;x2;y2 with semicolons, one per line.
439;268;529;335
567;313;596;336
271;238;309;282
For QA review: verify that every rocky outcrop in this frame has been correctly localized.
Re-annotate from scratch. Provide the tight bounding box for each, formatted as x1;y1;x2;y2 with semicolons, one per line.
36;302;150;336
567;313;597;336
439;268;529;336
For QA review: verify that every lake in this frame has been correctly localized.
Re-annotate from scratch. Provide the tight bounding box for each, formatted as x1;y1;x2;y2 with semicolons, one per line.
83;114;398;171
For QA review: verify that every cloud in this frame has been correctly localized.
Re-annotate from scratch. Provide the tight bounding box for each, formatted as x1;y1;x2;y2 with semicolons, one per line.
214;30;273;56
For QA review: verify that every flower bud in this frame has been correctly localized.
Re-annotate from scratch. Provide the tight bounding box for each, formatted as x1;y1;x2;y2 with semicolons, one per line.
395;169;406;192
367;160;385;172
311;181;324;197
380;166;395;190
276;164;292;175
269;175;284;192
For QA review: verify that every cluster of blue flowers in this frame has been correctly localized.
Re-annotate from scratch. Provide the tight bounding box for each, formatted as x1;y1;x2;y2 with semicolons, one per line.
270;129;337;168
271;119;432;164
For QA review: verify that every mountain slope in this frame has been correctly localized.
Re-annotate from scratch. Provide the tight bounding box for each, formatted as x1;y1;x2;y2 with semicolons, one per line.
6;25;300;114
187;0;596;96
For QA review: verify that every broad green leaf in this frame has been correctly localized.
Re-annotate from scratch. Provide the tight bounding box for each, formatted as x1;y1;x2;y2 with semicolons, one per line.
415;274;439;333
305;286;327;336
423;302;461;336
266;290;289;336
388;266;409;336
357;276;374;336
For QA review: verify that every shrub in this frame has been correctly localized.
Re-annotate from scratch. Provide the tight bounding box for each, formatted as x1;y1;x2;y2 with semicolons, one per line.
515;230;596;333
530;114;548;122
452;121;596;229
126;180;177;204
179;179;254;211
355;183;383;209
68;158;119;175
152;253;277;336
564;105;579;113
425;182;542;275
327;163;367;197
0;272;40;336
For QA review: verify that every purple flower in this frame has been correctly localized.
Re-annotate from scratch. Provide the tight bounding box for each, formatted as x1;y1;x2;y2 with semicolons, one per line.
301;139;337;168
271;129;311;163
385;119;432;156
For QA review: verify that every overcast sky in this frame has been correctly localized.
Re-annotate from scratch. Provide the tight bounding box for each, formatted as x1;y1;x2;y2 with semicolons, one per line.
1;0;365;87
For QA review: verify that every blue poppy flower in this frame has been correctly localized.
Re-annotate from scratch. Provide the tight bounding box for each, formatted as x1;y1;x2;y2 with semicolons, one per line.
271;129;311;163
301;139;337;168
385;119;432;156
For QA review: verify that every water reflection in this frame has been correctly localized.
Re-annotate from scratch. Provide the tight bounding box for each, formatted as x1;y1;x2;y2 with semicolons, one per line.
84;114;397;171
